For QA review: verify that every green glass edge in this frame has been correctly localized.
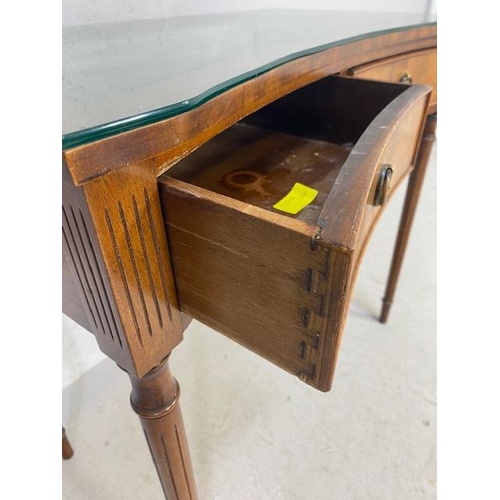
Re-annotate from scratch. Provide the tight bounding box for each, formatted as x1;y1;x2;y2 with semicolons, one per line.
62;22;436;150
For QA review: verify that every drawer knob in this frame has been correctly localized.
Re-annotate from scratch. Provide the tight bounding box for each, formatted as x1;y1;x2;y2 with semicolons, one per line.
399;72;413;84
374;165;393;206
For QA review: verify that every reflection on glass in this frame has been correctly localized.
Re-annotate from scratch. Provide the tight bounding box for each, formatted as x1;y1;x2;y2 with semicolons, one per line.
63;10;436;149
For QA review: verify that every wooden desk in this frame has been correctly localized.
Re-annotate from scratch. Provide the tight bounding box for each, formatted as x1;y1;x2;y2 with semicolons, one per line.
63;10;436;498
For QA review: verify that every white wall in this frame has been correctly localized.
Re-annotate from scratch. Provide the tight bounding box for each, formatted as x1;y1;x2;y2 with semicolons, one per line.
62;0;436;388
63;0;173;25
170;0;433;18
63;0;436;25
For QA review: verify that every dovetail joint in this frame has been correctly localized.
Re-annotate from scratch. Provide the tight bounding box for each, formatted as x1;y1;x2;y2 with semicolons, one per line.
299;245;330;382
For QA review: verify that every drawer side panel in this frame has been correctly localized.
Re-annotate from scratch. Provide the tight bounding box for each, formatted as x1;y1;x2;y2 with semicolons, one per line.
160;182;342;388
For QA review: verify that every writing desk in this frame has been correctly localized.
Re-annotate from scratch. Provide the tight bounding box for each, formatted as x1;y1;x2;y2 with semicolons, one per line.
63;10;436;498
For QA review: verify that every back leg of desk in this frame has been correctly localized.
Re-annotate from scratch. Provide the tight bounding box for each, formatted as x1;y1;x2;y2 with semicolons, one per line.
380;113;437;323
62;427;74;460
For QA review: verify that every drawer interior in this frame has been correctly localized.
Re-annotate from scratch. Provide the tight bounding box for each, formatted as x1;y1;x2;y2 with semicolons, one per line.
163;76;408;225
158;75;428;392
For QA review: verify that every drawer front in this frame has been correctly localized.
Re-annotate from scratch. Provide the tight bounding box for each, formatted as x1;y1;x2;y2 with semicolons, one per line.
314;85;429;389
159;77;430;392
353;90;429;266
348;48;437;113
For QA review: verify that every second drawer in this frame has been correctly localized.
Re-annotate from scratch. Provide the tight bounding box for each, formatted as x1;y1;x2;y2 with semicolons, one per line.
348;48;437;113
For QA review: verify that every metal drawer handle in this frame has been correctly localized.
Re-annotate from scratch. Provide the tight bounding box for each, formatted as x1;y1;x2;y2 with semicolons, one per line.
374;165;393;206
399;71;413;84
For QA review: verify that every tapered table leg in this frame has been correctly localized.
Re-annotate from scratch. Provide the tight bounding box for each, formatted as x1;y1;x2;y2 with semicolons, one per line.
130;356;197;500
62;427;74;460
380;113;437;323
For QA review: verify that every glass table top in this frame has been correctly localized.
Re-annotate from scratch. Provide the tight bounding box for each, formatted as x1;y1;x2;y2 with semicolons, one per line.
62;9;436;149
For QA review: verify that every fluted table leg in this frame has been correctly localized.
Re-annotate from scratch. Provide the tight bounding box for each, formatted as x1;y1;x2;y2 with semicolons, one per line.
130;356;197;500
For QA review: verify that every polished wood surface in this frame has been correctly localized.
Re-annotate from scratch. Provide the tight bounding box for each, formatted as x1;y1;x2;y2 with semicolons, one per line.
63;161;183;377
159;77;430;391
63;145;195;495
130;357;197;500
62;19;436;499
380;113;437;323
348;48;437;114
63;26;436;186
63;10;435;140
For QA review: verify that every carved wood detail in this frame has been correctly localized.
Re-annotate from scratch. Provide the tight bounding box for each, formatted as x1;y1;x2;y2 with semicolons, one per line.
130;358;198;499
62;163;135;372
81;161;183;377
63;204;123;347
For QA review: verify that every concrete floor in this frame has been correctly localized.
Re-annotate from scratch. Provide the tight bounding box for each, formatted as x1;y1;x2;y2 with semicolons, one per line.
63;144;436;500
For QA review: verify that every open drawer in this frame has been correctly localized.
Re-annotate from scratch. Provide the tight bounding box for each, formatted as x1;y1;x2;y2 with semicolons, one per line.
158;76;430;391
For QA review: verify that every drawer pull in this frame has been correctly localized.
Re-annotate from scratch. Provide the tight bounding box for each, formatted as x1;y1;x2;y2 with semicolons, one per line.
399;72;413;84
374;165;393;206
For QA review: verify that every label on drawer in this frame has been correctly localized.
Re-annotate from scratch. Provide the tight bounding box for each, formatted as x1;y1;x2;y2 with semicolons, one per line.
273;182;318;215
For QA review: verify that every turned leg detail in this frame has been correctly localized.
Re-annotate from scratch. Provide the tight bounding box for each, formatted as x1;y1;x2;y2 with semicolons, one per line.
380;113;437;323
130;357;197;500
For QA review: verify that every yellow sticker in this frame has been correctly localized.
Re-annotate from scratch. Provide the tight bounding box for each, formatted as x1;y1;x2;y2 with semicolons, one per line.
273;182;318;215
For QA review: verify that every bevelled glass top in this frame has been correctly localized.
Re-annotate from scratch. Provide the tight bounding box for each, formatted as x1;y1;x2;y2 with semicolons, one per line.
62;9;436;149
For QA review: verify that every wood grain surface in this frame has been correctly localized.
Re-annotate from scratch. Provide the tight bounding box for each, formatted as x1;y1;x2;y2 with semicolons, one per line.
62;26;436;186
158;77;430;391
62;23;436;500
348;48;437;114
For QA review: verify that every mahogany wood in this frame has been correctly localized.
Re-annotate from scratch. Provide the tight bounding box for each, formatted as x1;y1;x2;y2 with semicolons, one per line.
164;122;350;225
63;163;136;373
80;161;184;377
62;27;436;186
62;427;74;460
63;238;192;335
380;113;437;323
62;23;436;499
62;246;93;333
130;357;197;500
159;77;430;391
62;148;197;496
347;48;437;114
